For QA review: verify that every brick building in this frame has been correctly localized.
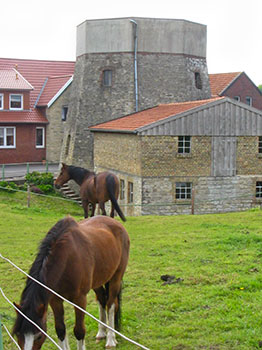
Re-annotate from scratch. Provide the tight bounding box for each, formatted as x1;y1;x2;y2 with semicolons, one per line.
90;97;262;216
0;58;75;164
209;72;262;110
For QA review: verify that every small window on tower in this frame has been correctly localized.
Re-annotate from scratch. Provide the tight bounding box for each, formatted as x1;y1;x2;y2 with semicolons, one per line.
102;70;112;87
195;72;202;90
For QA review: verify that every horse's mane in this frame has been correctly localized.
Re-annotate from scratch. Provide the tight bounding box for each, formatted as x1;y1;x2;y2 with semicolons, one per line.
13;216;77;335
68;165;95;185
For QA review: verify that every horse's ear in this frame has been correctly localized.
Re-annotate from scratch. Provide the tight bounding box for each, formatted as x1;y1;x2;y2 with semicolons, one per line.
37;303;46;317
62;163;67;169
13;302;21;313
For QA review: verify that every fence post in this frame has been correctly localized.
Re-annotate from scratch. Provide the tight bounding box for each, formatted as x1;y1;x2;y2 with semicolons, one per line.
0;316;3;350
1;165;4;181
46;160;49;173
27;184;31;208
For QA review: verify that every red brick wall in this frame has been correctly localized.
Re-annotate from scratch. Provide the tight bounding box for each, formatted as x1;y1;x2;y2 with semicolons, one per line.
223;73;262;110
0;124;46;164
2;91;30;110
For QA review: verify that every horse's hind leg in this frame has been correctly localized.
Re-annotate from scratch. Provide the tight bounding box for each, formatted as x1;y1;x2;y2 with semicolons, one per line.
73;294;87;350
110;201;115;218
99;201;107;216
49;297;70;350
81;199;89;218
105;279;123;348
94;286;107;342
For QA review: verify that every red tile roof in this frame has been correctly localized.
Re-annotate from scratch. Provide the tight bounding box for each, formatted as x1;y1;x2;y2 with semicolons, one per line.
90;97;224;132
0;58;75;124
0;110;48;124
37;75;73;106
209;72;241;96
0;69;33;90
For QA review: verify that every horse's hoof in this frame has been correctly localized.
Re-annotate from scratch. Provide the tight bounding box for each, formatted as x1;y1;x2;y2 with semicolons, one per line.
96;336;106;343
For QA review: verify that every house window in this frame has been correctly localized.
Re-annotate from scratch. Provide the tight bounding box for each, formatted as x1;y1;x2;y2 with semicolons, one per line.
36;127;45;148
120;179;125;200
0;127;15;148
10;94;23;110
246;96;252;106
258;137;262;153
102;70;112;87
176;182;192;199
234;96;240;102
195;72;202;89
62;106;68;121
178;136;191;154
256;181;262;198
128;181;133;203
0;94;3;110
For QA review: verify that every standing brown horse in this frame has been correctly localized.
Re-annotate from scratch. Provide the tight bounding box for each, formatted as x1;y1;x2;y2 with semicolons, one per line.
54;163;126;222
13;215;130;350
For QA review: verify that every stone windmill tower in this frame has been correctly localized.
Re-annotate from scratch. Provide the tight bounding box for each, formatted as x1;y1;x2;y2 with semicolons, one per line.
61;17;211;168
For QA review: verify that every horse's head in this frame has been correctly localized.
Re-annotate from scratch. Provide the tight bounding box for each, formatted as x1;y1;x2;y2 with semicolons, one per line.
54;163;70;189
13;302;47;350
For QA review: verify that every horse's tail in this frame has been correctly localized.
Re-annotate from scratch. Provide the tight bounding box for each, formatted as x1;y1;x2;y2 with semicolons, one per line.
106;174;126;222
114;283;122;330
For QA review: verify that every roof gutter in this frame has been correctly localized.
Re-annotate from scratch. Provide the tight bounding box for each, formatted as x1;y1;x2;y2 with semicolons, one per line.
130;19;138;112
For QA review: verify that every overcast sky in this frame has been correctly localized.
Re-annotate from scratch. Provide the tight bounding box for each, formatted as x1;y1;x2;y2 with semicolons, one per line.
2;0;262;86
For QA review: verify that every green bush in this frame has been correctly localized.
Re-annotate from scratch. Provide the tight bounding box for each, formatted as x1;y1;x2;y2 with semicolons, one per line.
0;180;18;192
25;171;55;194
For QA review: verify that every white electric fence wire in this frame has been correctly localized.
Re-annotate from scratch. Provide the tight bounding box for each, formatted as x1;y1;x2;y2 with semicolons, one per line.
0;288;62;350
0;253;151;350
2;322;21;349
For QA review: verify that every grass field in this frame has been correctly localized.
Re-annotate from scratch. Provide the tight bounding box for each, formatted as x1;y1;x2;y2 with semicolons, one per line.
1;189;262;349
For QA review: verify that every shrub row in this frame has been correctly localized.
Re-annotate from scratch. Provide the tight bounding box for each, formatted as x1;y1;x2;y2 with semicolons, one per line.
0;172;55;194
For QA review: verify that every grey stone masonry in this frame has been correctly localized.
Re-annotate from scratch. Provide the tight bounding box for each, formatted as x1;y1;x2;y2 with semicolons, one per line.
61;17;211;169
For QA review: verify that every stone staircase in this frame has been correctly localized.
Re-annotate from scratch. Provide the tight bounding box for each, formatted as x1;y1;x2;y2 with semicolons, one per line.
59;183;82;205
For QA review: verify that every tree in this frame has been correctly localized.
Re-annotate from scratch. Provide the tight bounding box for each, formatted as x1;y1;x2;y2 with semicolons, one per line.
258;84;262;92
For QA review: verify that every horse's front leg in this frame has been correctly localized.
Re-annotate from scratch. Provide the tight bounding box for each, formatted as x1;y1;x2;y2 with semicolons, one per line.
49;297;70;350
74;294;87;350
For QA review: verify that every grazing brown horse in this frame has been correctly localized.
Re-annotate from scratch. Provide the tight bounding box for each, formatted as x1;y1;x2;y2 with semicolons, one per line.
13;215;130;350
54;163;126;222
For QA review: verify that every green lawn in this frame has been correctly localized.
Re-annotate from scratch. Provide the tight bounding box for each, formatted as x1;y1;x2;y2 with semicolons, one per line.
1;190;262;349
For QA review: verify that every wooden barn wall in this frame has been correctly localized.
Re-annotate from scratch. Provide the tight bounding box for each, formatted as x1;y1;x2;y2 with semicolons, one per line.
140;102;262;136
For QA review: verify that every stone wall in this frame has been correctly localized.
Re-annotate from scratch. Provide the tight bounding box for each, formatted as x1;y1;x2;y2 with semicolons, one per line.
62;43;210;169
46;85;71;163
237;136;262;175
141;135;211;177
142;175;262;216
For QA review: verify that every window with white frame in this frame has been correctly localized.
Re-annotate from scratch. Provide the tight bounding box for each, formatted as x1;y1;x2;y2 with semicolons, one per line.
256;181;262;198
0;127;15;148
176;182;192;199
36;127;45;148
10;94;23;110
246;96;252;106
128;181;133;203
0;94;3;110
178;136;191;154
120;179;125;200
